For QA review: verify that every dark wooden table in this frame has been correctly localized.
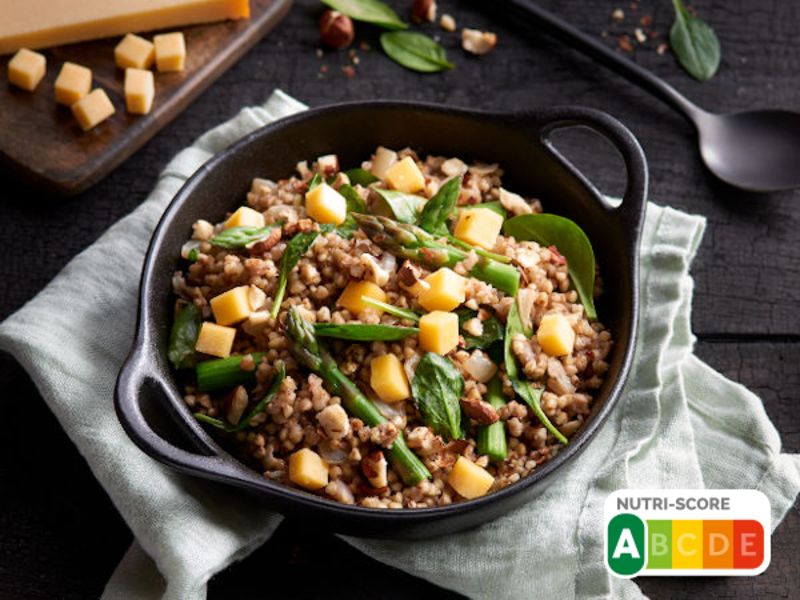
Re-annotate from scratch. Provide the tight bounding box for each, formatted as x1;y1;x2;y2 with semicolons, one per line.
1;1;798;598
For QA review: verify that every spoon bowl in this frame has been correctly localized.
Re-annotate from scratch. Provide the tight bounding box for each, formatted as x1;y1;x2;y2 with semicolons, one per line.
697;109;800;192
501;0;800;194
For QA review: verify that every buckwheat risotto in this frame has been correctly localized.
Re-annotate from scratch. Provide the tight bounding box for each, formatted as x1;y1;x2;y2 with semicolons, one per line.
169;147;612;508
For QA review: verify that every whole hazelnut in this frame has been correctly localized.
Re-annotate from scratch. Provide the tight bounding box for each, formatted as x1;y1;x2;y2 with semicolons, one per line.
319;10;355;49
411;0;437;23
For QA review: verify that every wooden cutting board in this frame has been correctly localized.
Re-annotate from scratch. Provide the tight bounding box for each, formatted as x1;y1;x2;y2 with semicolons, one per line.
0;0;293;196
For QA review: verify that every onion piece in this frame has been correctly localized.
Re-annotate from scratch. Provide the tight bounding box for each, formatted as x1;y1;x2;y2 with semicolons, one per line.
317;439;348;465
464;350;498;383
516;288;536;334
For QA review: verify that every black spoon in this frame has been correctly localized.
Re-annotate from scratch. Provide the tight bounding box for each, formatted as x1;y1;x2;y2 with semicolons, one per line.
501;0;800;193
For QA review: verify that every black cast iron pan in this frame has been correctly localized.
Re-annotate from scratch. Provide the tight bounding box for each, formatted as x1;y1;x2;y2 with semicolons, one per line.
115;101;647;539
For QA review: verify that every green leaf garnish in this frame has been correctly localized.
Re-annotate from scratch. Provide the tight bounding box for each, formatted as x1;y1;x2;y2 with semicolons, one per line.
313;323;419;341
504;213;597;320
167;304;202;370
380;31;454;73
670;0;721;82
411;352;464;440
210;225;282;250
321;0;407;30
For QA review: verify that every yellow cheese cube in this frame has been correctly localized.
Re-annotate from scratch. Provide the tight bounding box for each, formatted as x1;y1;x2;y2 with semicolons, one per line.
448;456;495;499
224;206;264;229
194;322;236;358
370;354;410;403
54;61;92;106
385;156;425;194
289;448;329;490
453;207;504;250
8;48;46;91
210;286;252;326
537;313;576;357
115;33;155;69
154;32;186;72
124;68;155;115
71;88;115;131
305;182;347;225
418;268;466;312
418;311;459;355
337;280;387;315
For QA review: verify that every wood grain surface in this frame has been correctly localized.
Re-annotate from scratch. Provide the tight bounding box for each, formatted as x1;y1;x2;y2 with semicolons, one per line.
0;0;292;196
1;0;798;598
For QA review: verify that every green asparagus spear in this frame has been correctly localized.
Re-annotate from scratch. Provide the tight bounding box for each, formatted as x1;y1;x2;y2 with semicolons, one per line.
352;213;520;297
477;376;508;462
284;307;431;485
196;352;265;392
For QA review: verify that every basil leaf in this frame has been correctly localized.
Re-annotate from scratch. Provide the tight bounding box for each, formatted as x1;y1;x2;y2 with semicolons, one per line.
210;225;281;250
270;229;321;318
417;176;461;235
380;31;454;73
333;184;368;239
504;213;597;320
167;304;202;369
314;323;420;341
321;0;407;30
372;188;427;223
345;168;380;187
670;0;720;82
194;363;286;433
411;352;464;440
456;309;504;350
308;173;324;190
504;302;567;445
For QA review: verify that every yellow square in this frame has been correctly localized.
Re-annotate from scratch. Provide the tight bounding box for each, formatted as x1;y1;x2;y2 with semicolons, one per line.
305;183;347;225
115;33;155;70
337;280;387;315
55;62;92;106
370;354;410;403
385;156;426;194
454;207;504;250
418;268;466;312
124;68;155;115
195;322;236;358
210;286;252;326
8;48;46;92
71;88;115;131
224;206;264;229
418;310;459;355
154;32;186;72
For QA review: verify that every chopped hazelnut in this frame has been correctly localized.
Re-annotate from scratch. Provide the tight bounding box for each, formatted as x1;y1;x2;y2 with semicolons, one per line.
440;13;456;32
461;28;497;56
411;0;437;23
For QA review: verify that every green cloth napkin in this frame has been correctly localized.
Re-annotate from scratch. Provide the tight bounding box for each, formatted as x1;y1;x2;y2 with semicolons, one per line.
1;91;797;600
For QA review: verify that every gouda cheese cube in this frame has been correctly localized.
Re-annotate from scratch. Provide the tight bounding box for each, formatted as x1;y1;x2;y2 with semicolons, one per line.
448;456;495;499
115;33;155;69
370;354;410;403
154;32;186;72
55;62;92;106
7;48;46;91
453;207;504;250
289;448;329;490
0;1;250;55
224;206;264;229
418;311;459;355
305;183;347;225
337;280;387;315
536;313;576;357
385;156;425;194
210;285;252;326
195;322;236;358
418;268;466;312
71;88;115;131
124;68;155;115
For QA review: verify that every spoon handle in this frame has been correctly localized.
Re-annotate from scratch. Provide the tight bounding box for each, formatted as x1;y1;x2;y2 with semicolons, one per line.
497;0;704;123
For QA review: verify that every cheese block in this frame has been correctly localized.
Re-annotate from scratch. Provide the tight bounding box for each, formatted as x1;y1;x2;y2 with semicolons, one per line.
0;0;250;55
7;48;46;91
124;68;155;115
54;62;92;106
154;32;186;72
71;88;115;131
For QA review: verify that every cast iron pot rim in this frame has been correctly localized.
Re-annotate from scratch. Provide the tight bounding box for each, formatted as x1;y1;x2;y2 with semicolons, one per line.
118;99;646;526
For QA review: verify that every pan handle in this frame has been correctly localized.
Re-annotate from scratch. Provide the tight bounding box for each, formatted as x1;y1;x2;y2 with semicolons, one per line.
115;344;245;480
536;106;648;234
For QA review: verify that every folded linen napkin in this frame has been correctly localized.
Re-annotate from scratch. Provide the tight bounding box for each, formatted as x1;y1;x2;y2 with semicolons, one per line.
1;90;797;600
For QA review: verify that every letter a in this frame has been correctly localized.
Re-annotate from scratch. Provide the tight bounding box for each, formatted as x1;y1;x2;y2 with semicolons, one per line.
613;528;641;559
